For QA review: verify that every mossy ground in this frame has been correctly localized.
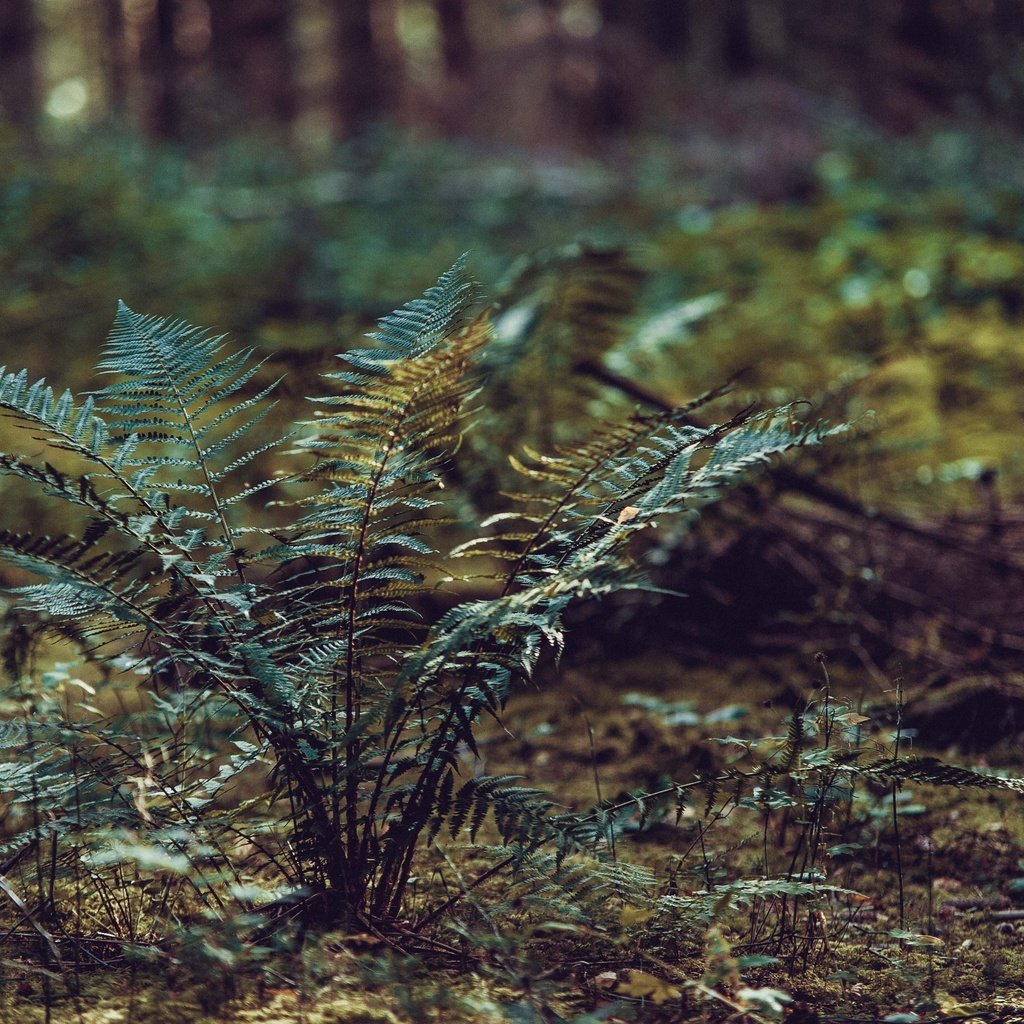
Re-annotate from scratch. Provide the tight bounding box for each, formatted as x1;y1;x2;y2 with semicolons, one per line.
4;651;1023;1022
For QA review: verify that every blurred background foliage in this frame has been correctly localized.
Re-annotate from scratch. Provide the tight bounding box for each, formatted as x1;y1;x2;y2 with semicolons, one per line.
2;0;1024;511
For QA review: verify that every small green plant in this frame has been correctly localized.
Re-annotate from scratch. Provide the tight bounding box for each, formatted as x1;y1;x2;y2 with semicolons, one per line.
611;663;1024;991
0;258;840;949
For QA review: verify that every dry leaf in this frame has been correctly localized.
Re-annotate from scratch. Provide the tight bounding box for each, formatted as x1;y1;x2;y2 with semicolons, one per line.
619;905;653;927
617;969;681;1004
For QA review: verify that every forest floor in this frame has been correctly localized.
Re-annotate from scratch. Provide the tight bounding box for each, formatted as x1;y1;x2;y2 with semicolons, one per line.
3;644;1024;1024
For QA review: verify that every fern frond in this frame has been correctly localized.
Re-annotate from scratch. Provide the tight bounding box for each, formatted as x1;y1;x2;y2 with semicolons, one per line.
856;755;1024;794
492;404;841;597
0;254;864;939
277;263;484;672
342;253;474;369
482;845;657;922
94;303;288;552
460;245;646;497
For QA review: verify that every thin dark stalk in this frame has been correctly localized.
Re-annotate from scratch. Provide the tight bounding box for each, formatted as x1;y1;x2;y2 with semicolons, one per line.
891;676;906;931
412;855;516;932
926;834;935;994
342;425;403;888
582;710;614;861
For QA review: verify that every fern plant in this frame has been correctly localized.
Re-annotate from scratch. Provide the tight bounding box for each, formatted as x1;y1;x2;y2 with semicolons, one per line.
458;243;646;503
0;257;839;940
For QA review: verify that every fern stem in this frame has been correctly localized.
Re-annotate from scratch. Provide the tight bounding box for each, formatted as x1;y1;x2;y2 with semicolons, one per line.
348;349;476;899
891;676;906;931
339;425;402;877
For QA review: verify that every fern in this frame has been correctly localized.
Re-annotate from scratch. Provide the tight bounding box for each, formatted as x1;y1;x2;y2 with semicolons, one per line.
0;256;847;940
462;244;647;499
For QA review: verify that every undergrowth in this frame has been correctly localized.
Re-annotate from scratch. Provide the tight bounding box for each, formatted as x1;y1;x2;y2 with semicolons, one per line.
0;256;1019;1021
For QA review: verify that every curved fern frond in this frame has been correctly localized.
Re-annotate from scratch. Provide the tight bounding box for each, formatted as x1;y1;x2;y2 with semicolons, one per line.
849;755;1024;794
95;303;287;554
0;528;158;632
277;261;484;654
457;382;735;590
460;245;646;499
467;396;840;596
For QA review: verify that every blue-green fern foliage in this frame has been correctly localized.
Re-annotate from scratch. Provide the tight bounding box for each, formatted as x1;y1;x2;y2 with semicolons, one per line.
0;257;844;931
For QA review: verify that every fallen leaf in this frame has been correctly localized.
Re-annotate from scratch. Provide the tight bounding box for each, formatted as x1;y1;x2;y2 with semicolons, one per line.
619;906;653;927
617;969;681;1004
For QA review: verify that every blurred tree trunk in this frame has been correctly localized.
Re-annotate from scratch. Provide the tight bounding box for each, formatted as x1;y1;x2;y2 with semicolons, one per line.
597;0;688;57
895;0;957;106
210;0;295;126
599;0;758;72
721;0;754;75
857;0;889;122
990;0;1024;124
435;0;472;77
639;0;690;59
139;0;181;138
746;0;790;70
684;2;726;76
0;0;39;132
100;0;129;117
334;0;384;135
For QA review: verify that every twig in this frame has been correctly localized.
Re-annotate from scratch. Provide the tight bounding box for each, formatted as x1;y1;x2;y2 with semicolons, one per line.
0;876;67;980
